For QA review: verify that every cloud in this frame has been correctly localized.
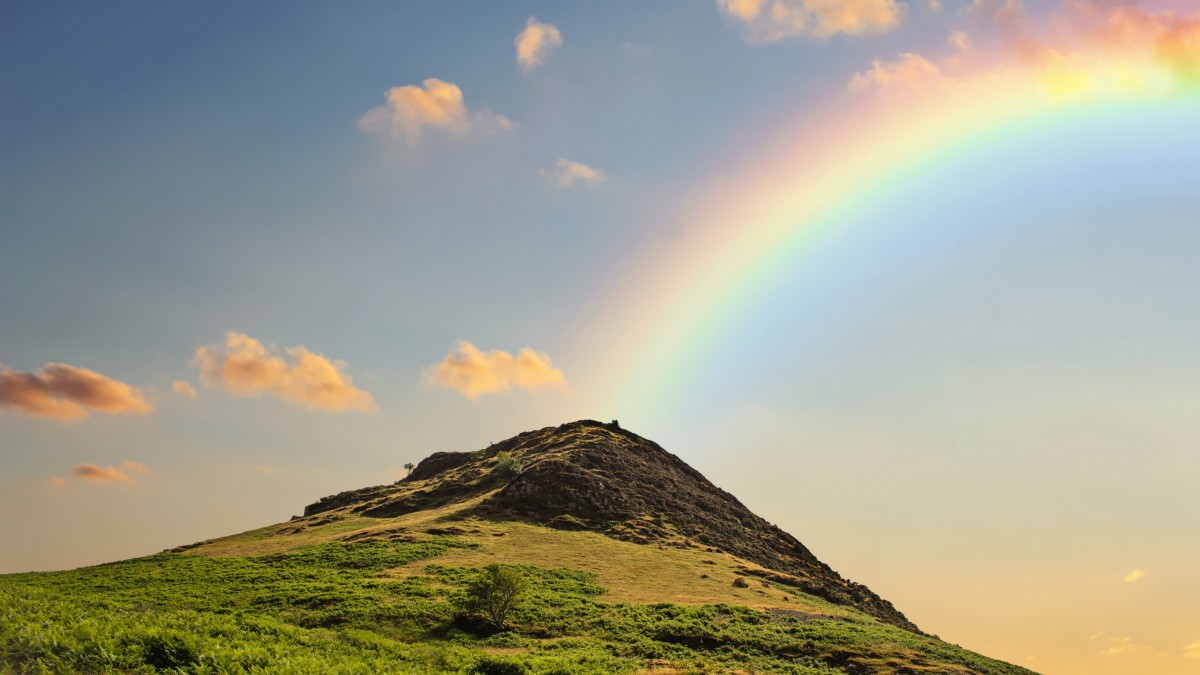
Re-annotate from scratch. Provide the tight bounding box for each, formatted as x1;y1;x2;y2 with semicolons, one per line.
1184;641;1200;659
47;477;67;488
358;78;514;144
121;460;151;475
424;341;568;399
717;0;907;42
949;29;973;53
849;51;943;91
516;16;563;72
0;363;153;421
172;380;197;399
73;463;145;486
1123;568;1145;582
193;332;376;413
1099;4;1200;84
849;1;1200;98
1100;634;1162;657
543;158;608;187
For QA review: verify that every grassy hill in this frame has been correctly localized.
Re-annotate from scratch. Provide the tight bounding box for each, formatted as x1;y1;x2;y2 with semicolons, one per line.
0;421;1037;674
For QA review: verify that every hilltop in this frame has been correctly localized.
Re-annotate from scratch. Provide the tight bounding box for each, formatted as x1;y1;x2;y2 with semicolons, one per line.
304;420;915;632
0;420;1036;674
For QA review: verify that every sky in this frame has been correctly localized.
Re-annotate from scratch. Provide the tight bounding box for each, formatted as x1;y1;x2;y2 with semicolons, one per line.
2;1;1199;672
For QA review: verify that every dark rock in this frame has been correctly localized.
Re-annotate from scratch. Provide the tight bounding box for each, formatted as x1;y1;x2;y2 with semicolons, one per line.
298;419;921;633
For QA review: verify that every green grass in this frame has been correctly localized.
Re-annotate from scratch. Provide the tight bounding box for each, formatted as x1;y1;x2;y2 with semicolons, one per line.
0;539;1035;674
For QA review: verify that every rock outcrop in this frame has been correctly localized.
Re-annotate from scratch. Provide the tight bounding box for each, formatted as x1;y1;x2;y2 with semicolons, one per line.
303;419;919;633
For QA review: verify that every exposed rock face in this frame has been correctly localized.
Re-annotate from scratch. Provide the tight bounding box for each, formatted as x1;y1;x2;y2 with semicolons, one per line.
302;419;919;633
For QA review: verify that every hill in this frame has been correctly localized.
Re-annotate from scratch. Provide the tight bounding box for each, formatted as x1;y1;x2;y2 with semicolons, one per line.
0;420;1036;674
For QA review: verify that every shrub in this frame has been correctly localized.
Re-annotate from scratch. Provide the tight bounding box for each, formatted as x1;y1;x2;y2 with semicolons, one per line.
463;564;526;630
494;452;523;479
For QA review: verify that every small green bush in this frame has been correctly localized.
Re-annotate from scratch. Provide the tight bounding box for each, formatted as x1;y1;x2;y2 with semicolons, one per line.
494;452;523;479
463;564;527;630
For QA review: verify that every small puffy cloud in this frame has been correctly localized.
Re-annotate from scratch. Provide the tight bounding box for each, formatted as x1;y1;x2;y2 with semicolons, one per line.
0;363;153;421
74;463;139;486
516;16;562;72
193;332;376;413
358;78;514;144
47;477;67;488
424;341;568;400
1123;568;1145;582
717;0;906;42
543;158;607;187
849;51;943;91
1184;641;1200;659
172;380;197;399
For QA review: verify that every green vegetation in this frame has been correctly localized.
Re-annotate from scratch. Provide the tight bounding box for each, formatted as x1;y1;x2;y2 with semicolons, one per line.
462;564;527;630
0;537;1034;674
494;451;523;479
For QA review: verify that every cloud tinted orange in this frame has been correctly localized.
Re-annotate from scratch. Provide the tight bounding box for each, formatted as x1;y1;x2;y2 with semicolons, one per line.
424;341;567;399
73;463;143;486
0;363;152;421
193;332;376;413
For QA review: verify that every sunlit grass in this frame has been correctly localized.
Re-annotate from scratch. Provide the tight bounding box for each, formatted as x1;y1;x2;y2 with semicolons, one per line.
0;537;1034;674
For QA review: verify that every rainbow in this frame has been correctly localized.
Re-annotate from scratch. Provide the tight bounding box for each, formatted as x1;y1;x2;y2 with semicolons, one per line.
577;27;1200;417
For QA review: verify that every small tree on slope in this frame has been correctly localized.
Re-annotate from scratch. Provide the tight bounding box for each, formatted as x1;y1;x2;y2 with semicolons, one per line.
465;563;527;630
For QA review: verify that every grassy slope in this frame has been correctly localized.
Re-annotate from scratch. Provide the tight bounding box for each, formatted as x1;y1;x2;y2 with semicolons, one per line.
1;501;1038;674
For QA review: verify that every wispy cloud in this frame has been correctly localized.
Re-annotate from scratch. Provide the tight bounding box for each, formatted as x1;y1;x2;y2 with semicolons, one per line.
848;2;1200;97
717;0;907;42
424;341;568;400
516;16;563;72
122;460;151;475
193;332;376;413
1184;640;1200;659
72;460;151;486
172;380;197;399
0;363;152;421
1100;634;1161;657
849;52;942;91
358;78;514;144
1123;568;1145;582
542;158;607;187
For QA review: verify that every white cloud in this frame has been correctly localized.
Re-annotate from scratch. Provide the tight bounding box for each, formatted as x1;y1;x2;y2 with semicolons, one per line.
358;78;514;144
543;158;607;187
1123;568;1145;582
516;17;563;72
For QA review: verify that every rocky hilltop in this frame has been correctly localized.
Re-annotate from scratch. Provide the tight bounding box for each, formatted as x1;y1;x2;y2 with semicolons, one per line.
304;419;918;633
